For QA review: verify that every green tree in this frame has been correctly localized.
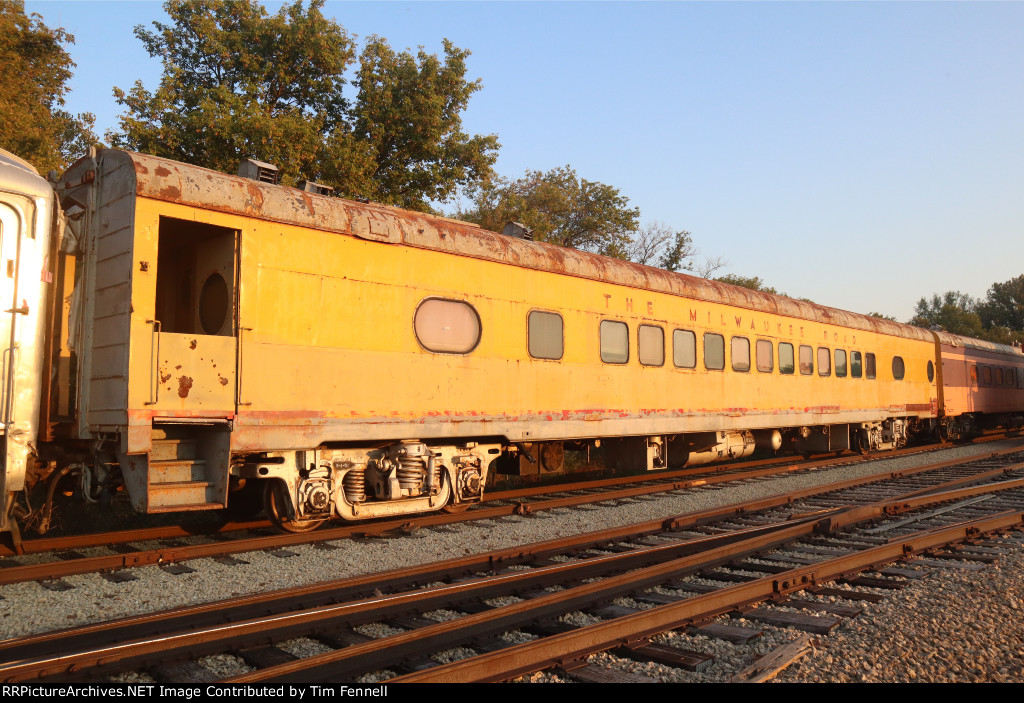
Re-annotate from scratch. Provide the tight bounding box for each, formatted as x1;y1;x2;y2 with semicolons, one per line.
459;166;640;258
352;37;499;209
714;274;782;296
111;0;497;210
867;312;898;322
977;275;1024;332
909;291;987;338
0;0;99;173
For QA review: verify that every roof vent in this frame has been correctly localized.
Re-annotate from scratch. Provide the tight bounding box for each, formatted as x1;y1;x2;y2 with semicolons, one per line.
503;221;533;240
296;179;334;196
237;158;279;185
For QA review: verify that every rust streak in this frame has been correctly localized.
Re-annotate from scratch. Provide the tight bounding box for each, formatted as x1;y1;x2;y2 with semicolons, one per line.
177;376;193;399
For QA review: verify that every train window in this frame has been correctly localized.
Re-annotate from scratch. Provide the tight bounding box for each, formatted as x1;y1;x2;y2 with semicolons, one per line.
835;349;847;378
982;366;992;386
997;368;1004;385
731;336;750;372
600;320;629;364
817;347;831;377
779;343;795;374
673;329;696;368
414;298;482;354
866;353;876;379
756;340;773;372
799;345;813;375
925;360;933;382
892;356;906;380
528;311;563;360
704;333;725;370
970;364;978;387
638;325;665;366
851;351;863;378
1018;369;1024;389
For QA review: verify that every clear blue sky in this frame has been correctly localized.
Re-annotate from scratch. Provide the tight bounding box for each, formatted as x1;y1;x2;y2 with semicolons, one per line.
24;0;1024;322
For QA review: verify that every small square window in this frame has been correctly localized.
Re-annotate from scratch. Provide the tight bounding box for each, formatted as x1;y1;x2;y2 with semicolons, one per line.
600;320;629;364
817;347;831;377
638;324;665;366
799;345;813;375
705;333;725;371
528;311;563;360
779;343;795;374
835;349;847;378
673;329;696;368
731;337;750;372
756;340;773;372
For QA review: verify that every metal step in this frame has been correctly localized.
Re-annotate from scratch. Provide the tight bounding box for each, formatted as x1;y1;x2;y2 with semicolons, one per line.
149;458;207;483
147;480;218;509
150;438;198;461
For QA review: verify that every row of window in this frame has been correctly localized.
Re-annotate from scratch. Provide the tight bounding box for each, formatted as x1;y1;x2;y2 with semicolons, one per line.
972;364;1024;389
414;298;914;380
596;319;906;380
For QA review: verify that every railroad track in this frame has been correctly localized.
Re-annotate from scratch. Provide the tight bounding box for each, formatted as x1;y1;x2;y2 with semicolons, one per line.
3;446;1024;683
3;437;1017;587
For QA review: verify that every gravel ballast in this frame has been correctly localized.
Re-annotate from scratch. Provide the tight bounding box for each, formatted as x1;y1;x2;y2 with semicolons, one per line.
2;440;1023;683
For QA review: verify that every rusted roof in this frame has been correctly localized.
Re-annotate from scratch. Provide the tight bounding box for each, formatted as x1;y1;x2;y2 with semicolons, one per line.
937;331;1024;356
80;150;937;343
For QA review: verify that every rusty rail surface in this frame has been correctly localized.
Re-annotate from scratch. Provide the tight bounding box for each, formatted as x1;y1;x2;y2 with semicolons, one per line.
4;446;1019;589
229;475;1024;683
393;509;1024;683
1;443;1021;587
7;431;1012;559
3;451;1024;683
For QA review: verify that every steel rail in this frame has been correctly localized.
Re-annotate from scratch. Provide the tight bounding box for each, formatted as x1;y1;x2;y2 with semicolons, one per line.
3;452;1023;664
3;445;1020;587
6;432;1014;558
4;446;1011;589
393;509;1024;683
218;475;1024;682
0;517;821;682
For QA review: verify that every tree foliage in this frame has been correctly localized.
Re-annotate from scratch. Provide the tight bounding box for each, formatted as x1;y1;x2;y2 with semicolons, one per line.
111;0;498;210
0;0;99;173
459;165;640;258
714;274;782;296
625;222;696;272
909;290;987;338
977;275;1024;333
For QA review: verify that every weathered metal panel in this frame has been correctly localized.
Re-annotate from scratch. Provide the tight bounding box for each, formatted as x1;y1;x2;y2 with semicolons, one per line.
120;151;932;344
937;330;1024;357
92;282;132;316
150;332;235;412
61;150;137;436
0;149;60;532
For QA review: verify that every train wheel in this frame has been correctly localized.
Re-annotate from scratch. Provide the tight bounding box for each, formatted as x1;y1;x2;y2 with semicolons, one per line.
856;429;871;456
263;480;327;533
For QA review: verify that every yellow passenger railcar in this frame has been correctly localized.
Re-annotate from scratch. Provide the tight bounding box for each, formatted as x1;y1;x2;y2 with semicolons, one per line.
28;148;944;532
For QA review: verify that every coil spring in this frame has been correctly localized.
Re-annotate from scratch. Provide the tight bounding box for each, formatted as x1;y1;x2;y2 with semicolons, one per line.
397;456;426;492
343;465;366;503
432;459;442;492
